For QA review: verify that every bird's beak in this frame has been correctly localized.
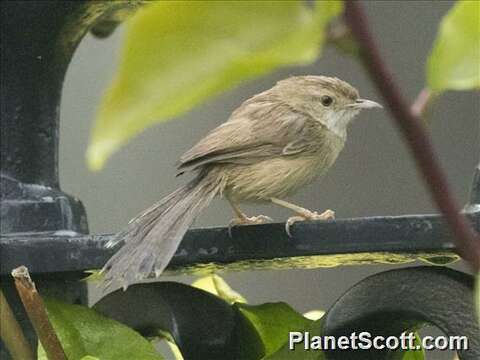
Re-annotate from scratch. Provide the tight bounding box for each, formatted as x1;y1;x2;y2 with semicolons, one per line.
347;99;383;110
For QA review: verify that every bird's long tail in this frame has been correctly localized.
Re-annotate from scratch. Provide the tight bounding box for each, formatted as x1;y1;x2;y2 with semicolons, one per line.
101;169;225;289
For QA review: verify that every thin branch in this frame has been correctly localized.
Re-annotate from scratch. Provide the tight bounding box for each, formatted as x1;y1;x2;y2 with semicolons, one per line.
343;1;480;270
0;288;34;360
411;88;435;121
11;266;67;360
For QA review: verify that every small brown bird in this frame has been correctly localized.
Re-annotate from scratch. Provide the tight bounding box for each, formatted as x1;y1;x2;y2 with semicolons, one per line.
102;75;381;288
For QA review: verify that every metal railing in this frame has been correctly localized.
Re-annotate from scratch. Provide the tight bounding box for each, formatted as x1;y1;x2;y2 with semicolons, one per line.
1;2;478;359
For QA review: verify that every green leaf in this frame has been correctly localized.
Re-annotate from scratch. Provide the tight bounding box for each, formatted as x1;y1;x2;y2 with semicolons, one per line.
192;274;247;304
303;310;325;321
263;318;325;360
164;341;184;360
235;302;313;359
82;269;103;283
426;0;480;93
37;298;164;360
400;333;425;360
155;330;184;360
87;0;343;170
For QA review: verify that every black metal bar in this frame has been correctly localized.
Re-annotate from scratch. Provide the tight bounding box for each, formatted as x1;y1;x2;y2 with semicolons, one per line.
2;211;478;276
0;1;140;236
321;266;479;360
0;1;99;235
2;1;77;186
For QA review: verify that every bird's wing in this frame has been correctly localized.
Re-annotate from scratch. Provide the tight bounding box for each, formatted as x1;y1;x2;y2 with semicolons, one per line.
177;101;312;173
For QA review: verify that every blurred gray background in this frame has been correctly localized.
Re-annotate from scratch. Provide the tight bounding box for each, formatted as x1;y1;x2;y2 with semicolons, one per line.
60;1;478;358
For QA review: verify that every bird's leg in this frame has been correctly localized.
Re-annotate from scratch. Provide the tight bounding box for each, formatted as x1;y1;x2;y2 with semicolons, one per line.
227;197;272;236
270;197;335;236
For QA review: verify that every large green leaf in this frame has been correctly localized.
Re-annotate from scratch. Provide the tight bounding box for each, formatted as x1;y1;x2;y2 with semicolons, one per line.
426;0;480;93
235;302;314;359
37;298;164;360
262;318;325;360
87;0;343;170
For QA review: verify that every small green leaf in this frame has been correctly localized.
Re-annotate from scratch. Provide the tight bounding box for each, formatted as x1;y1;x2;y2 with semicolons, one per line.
156;330;185;360
37;298;164;360
192;274;247;304
303;310;325;321
164;341;184;360
87;0;343;170
400;333;425;360
156;329;185;360
235;302;313;358
81;269;103;282
426;0;480;93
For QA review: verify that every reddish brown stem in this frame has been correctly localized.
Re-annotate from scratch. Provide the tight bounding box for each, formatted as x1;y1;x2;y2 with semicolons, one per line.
344;1;480;269
0;288;34;360
411;88;434;120
11;266;67;360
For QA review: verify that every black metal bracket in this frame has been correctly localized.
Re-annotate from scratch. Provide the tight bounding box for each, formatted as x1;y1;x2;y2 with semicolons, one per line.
93;282;239;360
322;266;479;360
0;175;88;234
0;1;139;235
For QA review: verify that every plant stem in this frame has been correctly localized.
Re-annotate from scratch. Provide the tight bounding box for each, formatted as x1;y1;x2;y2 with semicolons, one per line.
411;88;435;121
11;266;67;360
343;0;480;270
0;288;34;360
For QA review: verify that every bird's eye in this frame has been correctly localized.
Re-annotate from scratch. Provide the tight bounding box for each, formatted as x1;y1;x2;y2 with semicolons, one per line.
321;95;333;107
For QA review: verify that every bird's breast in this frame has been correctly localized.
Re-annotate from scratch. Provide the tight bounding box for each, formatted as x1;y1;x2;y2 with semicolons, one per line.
223;135;344;203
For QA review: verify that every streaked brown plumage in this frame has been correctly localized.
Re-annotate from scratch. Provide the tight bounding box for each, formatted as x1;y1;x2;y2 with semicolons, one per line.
102;75;381;289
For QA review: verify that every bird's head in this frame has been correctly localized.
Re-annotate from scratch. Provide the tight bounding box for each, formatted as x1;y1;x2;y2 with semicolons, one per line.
274;75;382;138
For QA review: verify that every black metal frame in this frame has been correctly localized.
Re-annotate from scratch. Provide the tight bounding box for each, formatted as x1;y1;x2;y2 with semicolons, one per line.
1;2;479;359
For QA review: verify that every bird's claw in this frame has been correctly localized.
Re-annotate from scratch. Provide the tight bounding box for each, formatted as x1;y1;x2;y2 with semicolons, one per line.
228;215;273;237
285;209;335;237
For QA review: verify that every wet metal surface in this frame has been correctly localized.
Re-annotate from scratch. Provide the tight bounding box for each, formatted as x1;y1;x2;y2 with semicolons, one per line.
2;211;476;276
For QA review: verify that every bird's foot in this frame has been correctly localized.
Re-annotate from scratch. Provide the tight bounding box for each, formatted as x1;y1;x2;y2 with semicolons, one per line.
286;209;335;237
228;214;273;237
